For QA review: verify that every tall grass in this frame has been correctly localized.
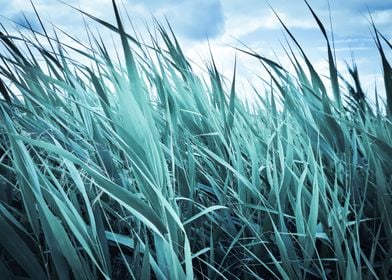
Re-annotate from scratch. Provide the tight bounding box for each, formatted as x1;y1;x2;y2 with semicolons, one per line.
0;1;391;279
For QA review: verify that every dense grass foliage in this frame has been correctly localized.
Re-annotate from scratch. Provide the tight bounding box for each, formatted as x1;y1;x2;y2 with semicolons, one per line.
0;1;392;279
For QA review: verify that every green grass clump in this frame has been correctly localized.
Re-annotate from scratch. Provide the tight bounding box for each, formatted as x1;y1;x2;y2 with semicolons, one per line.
0;1;391;279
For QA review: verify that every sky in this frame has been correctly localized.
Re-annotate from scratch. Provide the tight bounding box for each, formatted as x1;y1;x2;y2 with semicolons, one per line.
0;0;391;102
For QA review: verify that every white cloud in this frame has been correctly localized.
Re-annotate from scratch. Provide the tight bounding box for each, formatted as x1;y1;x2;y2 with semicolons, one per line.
368;9;392;26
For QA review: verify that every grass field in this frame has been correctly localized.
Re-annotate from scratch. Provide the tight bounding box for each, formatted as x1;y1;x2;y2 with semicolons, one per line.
0;1;391;279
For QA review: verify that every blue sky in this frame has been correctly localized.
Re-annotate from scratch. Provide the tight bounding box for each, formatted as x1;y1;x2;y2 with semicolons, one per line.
1;0;391;101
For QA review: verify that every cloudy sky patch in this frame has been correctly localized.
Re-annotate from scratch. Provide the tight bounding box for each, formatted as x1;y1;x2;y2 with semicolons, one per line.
0;0;390;101
165;0;224;40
